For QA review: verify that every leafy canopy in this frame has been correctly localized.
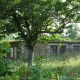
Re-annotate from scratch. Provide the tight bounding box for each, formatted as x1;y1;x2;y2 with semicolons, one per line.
0;0;80;47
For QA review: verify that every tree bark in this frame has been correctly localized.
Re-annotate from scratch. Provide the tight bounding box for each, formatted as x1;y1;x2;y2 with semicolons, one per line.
27;47;34;67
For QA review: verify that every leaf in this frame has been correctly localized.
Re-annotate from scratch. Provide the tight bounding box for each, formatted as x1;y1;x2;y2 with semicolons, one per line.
58;43;62;48
3;41;10;48
0;64;7;76
57;75;75;80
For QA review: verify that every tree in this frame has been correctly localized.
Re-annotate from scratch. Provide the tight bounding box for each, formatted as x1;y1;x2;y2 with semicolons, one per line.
66;23;80;40
0;0;80;66
60;23;80;41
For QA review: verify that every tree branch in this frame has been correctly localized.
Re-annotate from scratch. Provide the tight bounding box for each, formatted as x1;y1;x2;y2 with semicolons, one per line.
13;13;26;38
41;23;66;34
24;19;30;31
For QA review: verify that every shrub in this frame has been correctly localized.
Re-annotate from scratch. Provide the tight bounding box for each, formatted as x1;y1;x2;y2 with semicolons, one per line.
0;41;11;76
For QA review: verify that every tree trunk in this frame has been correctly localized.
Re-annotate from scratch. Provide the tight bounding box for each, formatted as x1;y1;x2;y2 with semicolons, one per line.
27;47;34;67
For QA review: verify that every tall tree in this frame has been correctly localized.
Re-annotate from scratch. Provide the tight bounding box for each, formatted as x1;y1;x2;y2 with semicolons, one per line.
60;23;80;41
66;23;80;40
0;0;80;66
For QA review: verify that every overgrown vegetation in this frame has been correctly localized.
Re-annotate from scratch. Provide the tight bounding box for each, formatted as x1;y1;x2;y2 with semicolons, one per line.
0;0;80;66
0;41;11;76
0;53;80;80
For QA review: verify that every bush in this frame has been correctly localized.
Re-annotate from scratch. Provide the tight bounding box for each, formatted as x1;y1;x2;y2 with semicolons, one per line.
0;41;11;76
1;53;80;80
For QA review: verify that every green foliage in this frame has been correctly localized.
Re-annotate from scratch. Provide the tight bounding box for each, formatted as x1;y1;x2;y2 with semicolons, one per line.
0;73;19;80
17;66;27;77
0;41;11;54
0;41;11;76
1;53;80;79
34;55;46;66
17;54;80;80
0;64;7;76
66;24;80;40
0;0;80;45
0;0;80;66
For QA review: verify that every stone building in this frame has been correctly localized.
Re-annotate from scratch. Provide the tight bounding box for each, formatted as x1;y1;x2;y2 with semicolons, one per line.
8;40;80;60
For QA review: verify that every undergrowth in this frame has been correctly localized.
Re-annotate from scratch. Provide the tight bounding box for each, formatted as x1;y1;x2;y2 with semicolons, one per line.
0;53;80;80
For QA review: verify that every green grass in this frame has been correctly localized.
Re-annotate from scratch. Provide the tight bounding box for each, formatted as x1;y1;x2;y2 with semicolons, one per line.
42;53;80;79
0;53;80;80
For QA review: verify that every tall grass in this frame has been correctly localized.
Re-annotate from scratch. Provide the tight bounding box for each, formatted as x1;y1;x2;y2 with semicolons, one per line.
43;53;80;67
0;53;80;80
42;53;80;79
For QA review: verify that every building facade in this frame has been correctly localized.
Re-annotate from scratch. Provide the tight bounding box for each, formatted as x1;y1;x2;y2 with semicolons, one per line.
47;41;80;55
8;41;80;60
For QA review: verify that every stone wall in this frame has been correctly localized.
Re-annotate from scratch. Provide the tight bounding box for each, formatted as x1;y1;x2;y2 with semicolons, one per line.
8;41;80;60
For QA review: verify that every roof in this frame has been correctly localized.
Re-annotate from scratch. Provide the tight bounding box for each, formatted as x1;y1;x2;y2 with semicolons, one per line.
9;40;80;44
48;40;80;44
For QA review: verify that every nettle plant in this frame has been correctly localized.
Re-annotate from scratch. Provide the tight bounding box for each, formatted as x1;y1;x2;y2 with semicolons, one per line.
0;41;11;76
